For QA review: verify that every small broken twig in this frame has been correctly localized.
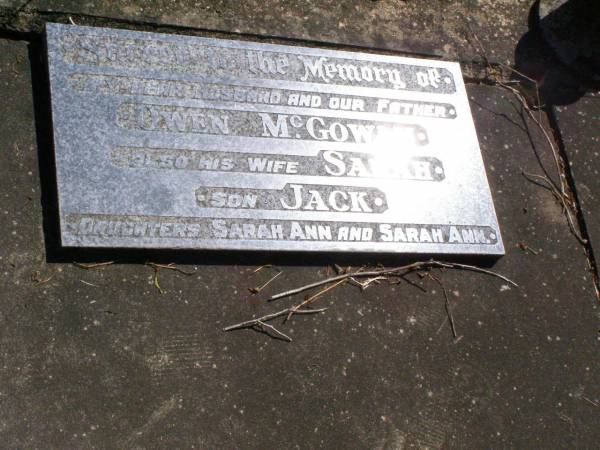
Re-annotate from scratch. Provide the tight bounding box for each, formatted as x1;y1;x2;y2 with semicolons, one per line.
223;307;328;341
348;275;387;290
248;266;283;294
285;278;346;322
257;321;292;341
397;274;428;292
146;262;196;276
74;261;114;269
146;262;196;294
428;273;459;339
517;241;539;255
31;270;55;284
582;396;599;408
248;272;282;294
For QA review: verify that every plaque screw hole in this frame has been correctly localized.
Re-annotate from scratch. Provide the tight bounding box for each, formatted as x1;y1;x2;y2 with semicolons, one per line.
374;198;384;207
434;167;444;175
444;77;451;84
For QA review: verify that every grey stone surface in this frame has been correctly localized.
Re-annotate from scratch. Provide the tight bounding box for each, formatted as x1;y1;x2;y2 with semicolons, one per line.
47;23;503;255
22;0;531;63
1;37;599;448
0;0;28;8
555;94;600;250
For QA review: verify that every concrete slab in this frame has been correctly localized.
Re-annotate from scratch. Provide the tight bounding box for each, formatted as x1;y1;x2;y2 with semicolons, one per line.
554;95;600;253
1;36;599;448
0;0;28;8
13;0;531;63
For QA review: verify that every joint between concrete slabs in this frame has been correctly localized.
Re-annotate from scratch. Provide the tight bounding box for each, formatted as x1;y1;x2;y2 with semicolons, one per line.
545;107;600;299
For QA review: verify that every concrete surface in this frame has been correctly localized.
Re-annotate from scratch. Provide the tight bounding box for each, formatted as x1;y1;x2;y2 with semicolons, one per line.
554;95;600;255
2;0;531;63
1;1;600;448
0;1;28;8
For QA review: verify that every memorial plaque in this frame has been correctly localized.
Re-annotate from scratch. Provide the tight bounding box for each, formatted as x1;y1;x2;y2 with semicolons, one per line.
45;23;504;254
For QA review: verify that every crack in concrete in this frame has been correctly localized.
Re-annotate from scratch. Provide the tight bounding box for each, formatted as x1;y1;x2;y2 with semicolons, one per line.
545;108;600;301
453;66;600;301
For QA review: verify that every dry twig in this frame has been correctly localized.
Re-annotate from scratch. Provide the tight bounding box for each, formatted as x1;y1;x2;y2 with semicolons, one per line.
269;260;517;301
248;272;282;294
348;275;387;290
521;170;586;244
146;262;196;294
285;279;346;322
428;273;459;339
74;261;114;269
223;307;328;341
225;260;515;342
248;266;283;294
146;262;196;275
468;26;586;246
496;83;584;244
396;274;428;292
252;265;275;274
31;270;55;284
517;241;539;255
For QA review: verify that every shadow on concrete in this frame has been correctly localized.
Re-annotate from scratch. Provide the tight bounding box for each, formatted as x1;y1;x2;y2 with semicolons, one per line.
513;0;599;106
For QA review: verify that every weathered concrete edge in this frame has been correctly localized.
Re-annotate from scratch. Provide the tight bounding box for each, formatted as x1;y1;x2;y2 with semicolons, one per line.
0;6;509;82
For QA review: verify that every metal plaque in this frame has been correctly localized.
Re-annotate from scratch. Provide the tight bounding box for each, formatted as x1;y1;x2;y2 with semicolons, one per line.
46;23;504;254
